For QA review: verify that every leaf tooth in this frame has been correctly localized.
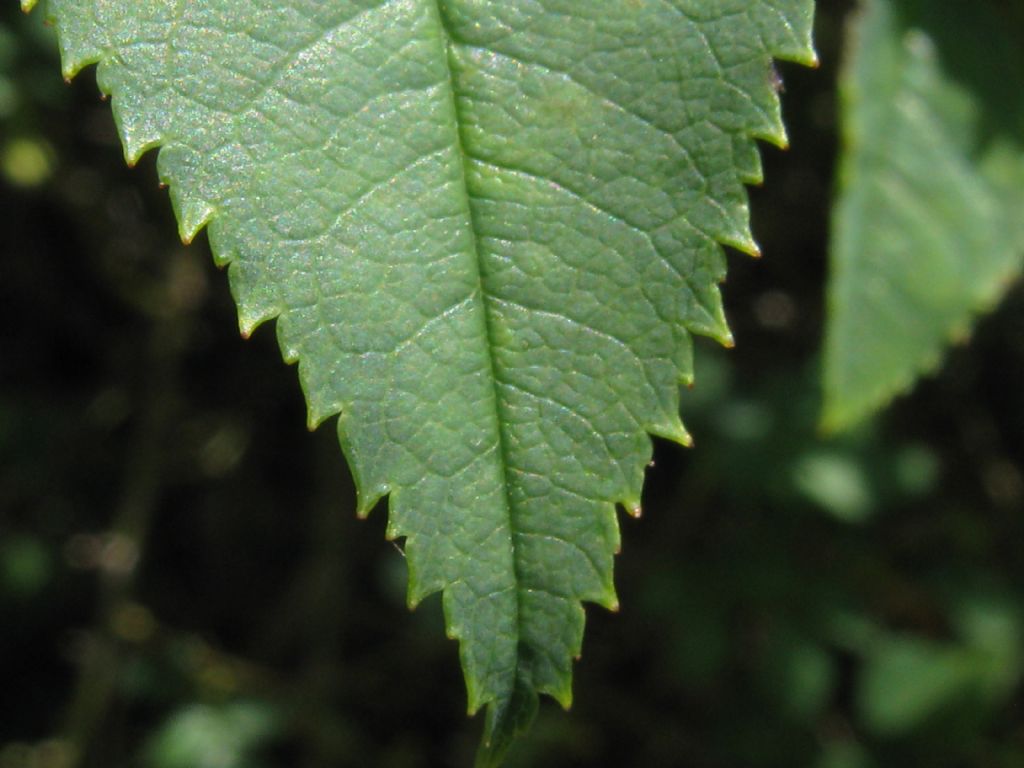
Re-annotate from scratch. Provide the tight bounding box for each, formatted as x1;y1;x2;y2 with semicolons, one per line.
387;499;458;614
596;584;620;614
355;484;387;520
200;228;235;273
700;292;735;349
228;265;283;338
55;35;102;81
292;355;340;429
276;326;300;365
717;218;761;259
675;334;696;387
119;126;161;169
397;532;428;610
173;197;216;245
154;150;217;244
543;675;574;711
335;417;388;520
774;34;819;70
651;414;693;448
354;481;388;519
236;305;277;340
742;102;791;151
734;135;766;186
304;412;323;432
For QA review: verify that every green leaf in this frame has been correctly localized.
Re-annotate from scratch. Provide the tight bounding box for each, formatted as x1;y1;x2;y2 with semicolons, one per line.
858;635;985;736
856;594;1023;738
146;701;280;768
823;0;1024;431
22;0;814;759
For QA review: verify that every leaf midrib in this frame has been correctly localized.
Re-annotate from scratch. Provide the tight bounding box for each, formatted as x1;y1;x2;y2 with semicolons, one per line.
428;0;525;708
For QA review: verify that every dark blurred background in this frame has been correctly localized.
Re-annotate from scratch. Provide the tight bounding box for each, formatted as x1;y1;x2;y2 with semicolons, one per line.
2;4;1023;767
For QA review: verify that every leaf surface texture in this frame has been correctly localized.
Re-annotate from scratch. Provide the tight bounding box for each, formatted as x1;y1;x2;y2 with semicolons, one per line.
23;0;814;758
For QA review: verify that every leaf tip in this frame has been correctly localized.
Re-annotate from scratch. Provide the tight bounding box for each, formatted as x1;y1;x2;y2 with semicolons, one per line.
476;680;539;768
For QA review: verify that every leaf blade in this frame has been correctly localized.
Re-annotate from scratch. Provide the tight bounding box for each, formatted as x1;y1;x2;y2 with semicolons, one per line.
28;0;815;757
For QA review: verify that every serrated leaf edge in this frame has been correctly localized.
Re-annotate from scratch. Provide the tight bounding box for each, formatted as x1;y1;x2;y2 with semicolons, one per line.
25;0;817;755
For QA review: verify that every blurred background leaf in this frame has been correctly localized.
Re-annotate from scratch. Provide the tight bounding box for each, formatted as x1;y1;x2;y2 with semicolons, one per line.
823;0;1024;430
